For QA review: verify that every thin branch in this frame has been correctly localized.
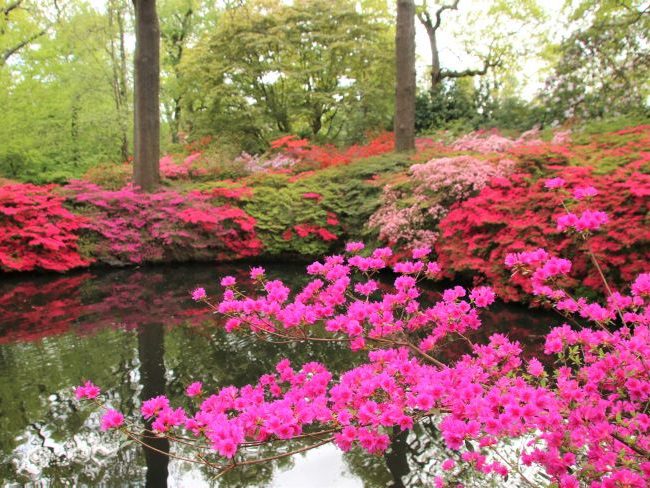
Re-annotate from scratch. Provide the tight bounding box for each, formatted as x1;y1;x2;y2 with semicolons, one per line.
1;28;47;66
439;56;501;80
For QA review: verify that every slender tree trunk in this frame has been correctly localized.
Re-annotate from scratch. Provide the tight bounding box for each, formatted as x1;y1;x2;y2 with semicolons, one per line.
71;101;80;165
108;0;130;163
422;20;441;92
394;0;416;152
133;0;160;192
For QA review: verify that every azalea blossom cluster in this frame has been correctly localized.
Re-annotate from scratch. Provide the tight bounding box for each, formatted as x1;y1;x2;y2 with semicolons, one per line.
76;209;650;486
368;155;514;251
451;128;544;153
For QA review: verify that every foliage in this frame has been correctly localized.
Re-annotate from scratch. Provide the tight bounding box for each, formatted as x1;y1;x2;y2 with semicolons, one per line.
436;162;650;302
541;0;650;121
0;183;89;272
415;80;478;132
0;2;134;181
65;181;262;266
180;0;395;146
83;161;132;190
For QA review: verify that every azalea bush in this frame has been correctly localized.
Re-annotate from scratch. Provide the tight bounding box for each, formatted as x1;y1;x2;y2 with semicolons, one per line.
75;185;650;487
65;181;262;265
368;156;515;252
0;183;90;272
436;161;650;302
451;127;544;153
268;132;437;170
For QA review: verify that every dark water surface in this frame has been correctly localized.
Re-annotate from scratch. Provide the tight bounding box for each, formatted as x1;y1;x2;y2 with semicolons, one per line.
0;263;556;487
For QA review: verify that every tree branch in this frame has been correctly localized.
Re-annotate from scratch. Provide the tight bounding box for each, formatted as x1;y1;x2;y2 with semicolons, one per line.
1;27;47;66
433;0;459;31
2;0;23;17
439;55;501;80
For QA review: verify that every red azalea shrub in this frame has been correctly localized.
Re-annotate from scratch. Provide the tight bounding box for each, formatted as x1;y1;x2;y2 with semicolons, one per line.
0;183;90;272
269;132;435;169
65;181;262;265
202;185;254;201
436;162;650;301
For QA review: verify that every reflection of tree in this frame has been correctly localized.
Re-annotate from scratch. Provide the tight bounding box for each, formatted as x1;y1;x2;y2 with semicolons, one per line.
138;322;170;487
345;418;508;487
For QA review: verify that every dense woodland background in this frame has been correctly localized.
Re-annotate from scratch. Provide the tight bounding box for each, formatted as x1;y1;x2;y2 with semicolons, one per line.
0;0;648;184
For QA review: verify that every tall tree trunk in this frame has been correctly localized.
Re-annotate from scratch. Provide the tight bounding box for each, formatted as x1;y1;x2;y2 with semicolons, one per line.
133;0;160;192
394;0;416;152
108;0;130;163
420;17;441;93
71;100;80;165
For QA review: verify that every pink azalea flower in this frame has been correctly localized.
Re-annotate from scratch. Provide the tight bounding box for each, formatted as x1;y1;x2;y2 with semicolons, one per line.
573;186;598;200
345;241;365;253
186;381;203;397
544;177;566;189
220;276;236;287
100;409;124;431
191;287;206;301
250;266;265;279
74;380;100;400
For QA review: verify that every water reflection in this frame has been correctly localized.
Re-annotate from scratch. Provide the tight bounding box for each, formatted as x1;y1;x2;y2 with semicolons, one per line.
0;263;558;486
139;323;170;487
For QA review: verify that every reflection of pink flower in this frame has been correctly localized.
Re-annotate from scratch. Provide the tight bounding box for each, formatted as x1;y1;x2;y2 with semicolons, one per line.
191;287;206;301
100;409;124;431
186;381;203;397
74;380;100;399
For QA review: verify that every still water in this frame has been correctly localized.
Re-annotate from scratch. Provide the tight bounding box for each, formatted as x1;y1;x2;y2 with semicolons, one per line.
0;262;556;487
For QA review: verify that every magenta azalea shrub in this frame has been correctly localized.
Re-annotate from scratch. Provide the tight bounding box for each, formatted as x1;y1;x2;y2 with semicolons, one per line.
368;156;515;251
76;191;650;487
65;181;262;265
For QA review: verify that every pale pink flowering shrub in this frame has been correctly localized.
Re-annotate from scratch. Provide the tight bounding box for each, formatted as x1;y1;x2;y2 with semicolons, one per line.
234;152;297;173
368;156;514;251
452;128;543;153
551;130;571;145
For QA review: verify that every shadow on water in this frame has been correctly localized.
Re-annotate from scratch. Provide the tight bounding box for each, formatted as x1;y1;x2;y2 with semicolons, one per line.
0;262;559;486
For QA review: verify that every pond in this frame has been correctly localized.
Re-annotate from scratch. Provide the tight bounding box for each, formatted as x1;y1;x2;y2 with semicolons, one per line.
0;262;557;487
